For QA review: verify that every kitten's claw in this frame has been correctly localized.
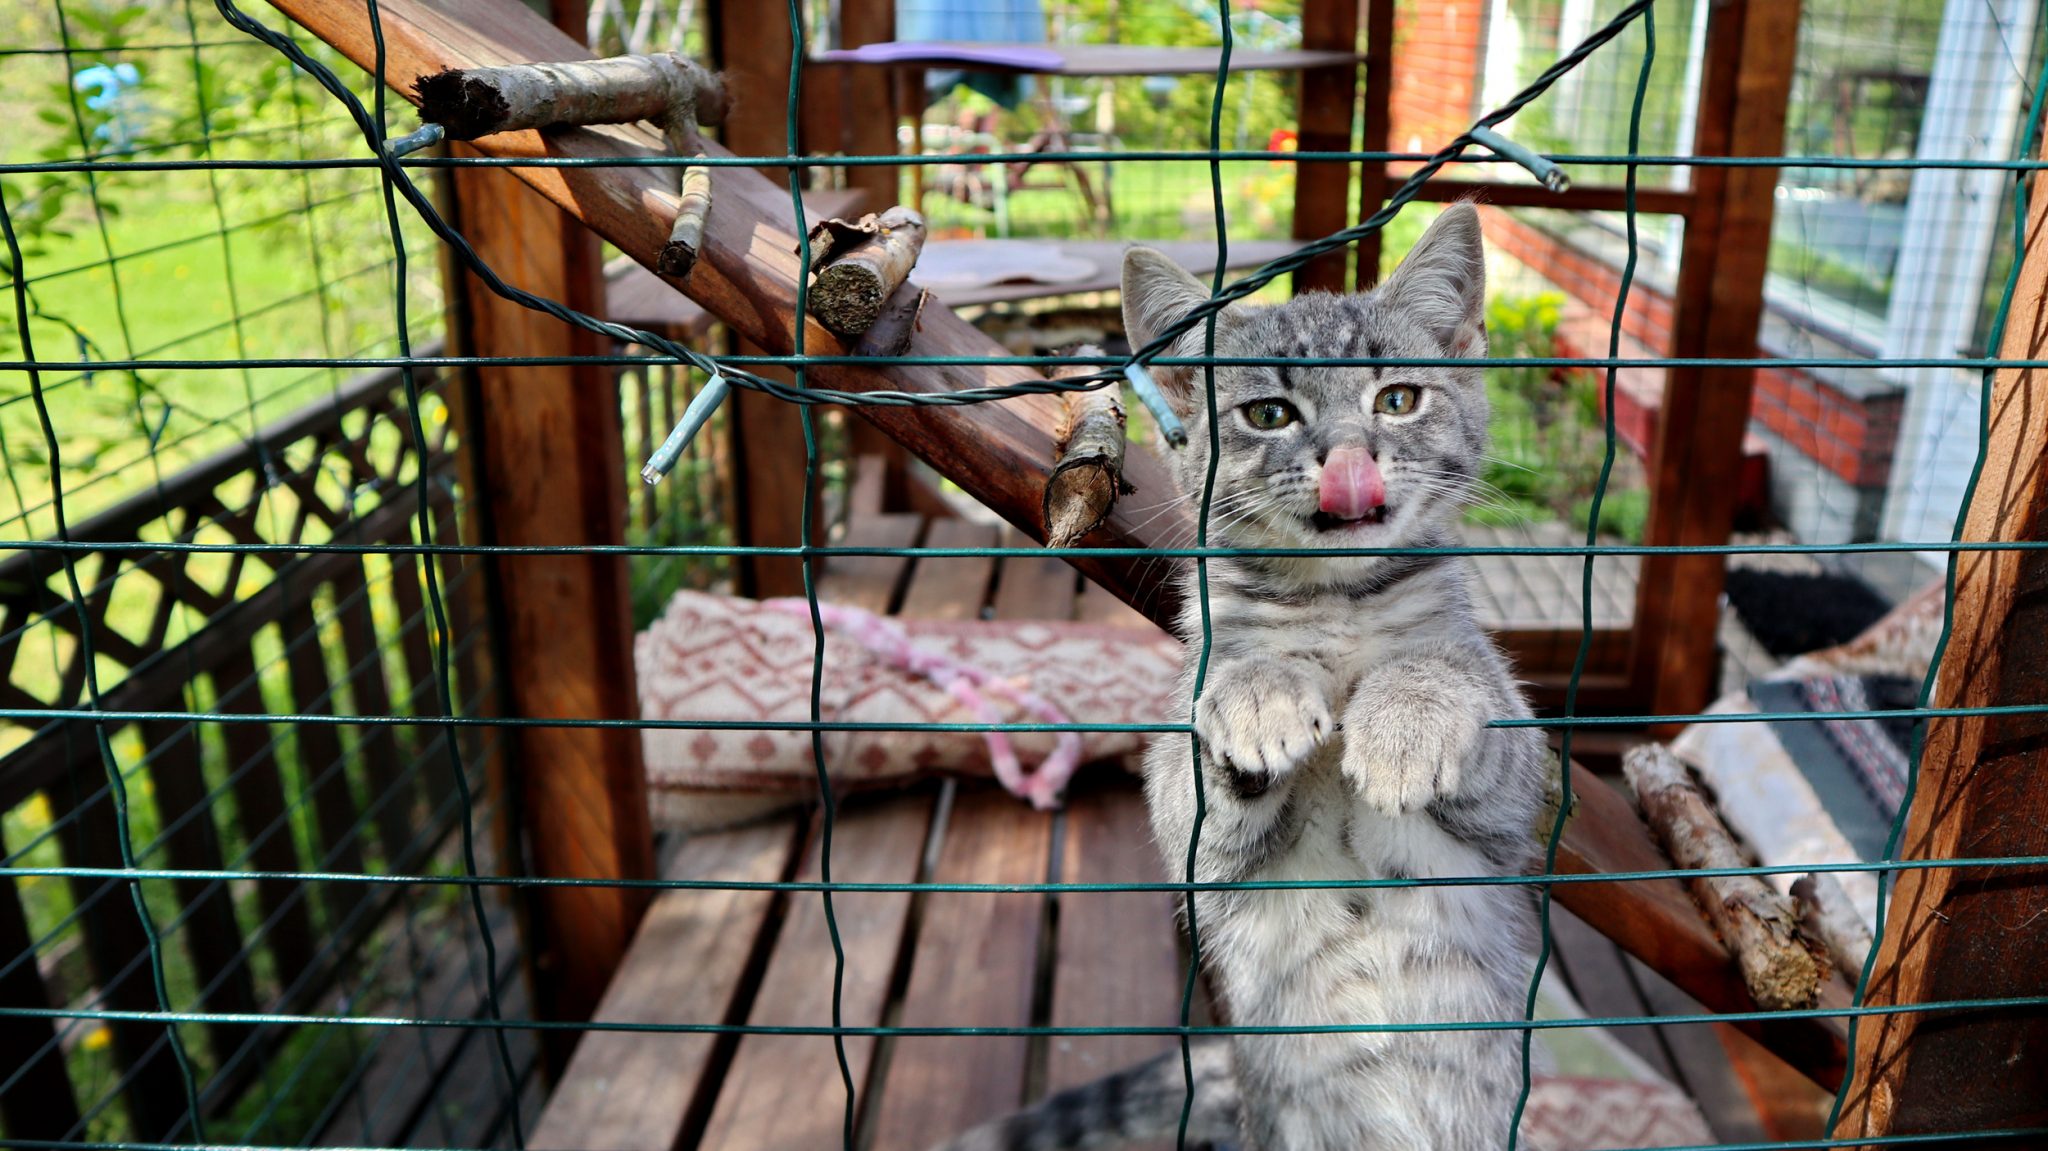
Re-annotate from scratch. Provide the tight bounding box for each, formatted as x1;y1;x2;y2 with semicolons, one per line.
1341;682;1484;815
1193;661;1333;782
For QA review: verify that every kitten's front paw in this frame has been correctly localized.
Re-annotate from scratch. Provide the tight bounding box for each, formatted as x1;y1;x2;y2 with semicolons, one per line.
1341;687;1484;815
1193;661;1333;781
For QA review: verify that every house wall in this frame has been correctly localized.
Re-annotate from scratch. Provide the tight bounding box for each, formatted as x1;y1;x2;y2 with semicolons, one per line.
1389;1;1487;153
1480;209;1905;545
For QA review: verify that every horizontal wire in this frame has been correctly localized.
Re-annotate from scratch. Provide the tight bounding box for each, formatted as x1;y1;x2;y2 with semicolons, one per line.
9;151;2048;174
21;1132;2048;1151
8;992;2048;1034
3;539;2043;561
2;352;2043;372
7;701;2048;732
23;1132;2048;1151
9;851;2046;895
0;37;270;54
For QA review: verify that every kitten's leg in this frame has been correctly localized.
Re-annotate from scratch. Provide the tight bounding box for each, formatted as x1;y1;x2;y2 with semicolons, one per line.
1338;648;1497;815
1193;655;1337;782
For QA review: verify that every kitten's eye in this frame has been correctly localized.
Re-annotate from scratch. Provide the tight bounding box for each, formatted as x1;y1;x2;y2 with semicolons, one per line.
1241;399;1299;430
1374;385;1421;416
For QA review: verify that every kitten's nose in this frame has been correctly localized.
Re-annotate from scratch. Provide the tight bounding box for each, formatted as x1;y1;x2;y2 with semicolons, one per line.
1318;446;1386;519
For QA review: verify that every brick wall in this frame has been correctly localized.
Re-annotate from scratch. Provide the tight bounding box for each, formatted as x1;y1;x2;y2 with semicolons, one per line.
1390;1;1486;154
1479;208;1903;496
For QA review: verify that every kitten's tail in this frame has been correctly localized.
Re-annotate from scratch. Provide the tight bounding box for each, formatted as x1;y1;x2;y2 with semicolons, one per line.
924;1040;1238;1151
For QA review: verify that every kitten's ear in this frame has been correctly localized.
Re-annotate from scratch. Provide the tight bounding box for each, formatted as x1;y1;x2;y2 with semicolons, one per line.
1381;202;1487;356
1122;246;1213;350
1122;247;1233;414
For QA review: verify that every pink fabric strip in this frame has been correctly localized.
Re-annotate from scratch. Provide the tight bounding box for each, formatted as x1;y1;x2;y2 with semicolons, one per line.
765;599;1085;809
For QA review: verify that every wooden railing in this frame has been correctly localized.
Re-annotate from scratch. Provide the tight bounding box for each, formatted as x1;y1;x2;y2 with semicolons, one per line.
0;352;516;1143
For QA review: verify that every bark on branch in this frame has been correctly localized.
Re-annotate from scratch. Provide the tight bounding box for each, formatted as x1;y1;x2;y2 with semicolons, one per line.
416;52;726;140
1042;348;1130;548
660;159;714;276
1792;872;1874;982
805;207;928;339
1624;744;1830;1010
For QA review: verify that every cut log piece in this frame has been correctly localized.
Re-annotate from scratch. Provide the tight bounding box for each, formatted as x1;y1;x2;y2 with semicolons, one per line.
1624;744;1829;1011
805;206;928;338
416;51;726;139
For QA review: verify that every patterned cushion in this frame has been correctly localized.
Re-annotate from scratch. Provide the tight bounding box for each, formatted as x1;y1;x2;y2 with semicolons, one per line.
635;590;1181;827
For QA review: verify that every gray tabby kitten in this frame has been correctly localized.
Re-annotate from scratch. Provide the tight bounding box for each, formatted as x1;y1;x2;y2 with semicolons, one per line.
929;204;1550;1151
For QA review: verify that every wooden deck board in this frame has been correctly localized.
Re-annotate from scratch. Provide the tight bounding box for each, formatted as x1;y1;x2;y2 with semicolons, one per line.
993;528;1081;622
1047;786;1182;1100
818;513;924;613
900;518;1001;621
1544;905;1679;1084
865;787;1055;1148
528;820;799;1151
694;796;937;1151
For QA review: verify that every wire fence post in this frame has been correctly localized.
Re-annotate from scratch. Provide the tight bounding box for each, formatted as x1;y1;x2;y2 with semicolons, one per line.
438;24;654;1060
1830;125;2048;1146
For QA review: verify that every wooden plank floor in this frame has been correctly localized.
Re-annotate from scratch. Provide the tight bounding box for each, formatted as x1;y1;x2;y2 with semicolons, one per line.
531;509;1780;1151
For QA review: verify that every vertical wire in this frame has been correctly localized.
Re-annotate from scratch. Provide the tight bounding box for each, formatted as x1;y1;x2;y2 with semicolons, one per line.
356;0;528;1141
0;163;210;1145
1176;4;1231;1147
782;3;858;1147
1822;33;2048;1139
1505;7;1654;1148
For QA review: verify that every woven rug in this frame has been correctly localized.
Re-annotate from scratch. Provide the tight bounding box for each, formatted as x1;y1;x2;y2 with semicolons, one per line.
1748;673;1916;859
1523;1076;1716;1148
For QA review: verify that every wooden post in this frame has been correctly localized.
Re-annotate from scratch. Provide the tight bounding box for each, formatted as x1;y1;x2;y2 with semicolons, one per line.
1629;0;1800;721
711;0;824;593
835;0;898;214
442;0;653;1052
1829;140;2048;1145
1292;0;1362;294
1353;0;1395;289
833;0;923;511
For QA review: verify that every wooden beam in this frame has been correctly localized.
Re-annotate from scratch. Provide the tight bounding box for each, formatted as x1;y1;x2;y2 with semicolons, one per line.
1292;0;1361;293
1410;176;1695;217
1353;0;1395;288
1555;763;1849;1090
1630;0;1800;723
445;144;653;1048
268;0;1844;1083
1830;138;2048;1144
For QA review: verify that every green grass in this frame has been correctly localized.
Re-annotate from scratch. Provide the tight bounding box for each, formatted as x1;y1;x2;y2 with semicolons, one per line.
916;158;1302;243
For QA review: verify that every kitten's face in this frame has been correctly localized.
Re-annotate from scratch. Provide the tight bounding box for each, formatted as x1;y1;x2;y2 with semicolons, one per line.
1121;204;1491;584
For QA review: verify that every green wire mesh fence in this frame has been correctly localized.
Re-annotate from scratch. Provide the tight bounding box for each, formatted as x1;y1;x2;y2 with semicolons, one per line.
2;0;2046;1148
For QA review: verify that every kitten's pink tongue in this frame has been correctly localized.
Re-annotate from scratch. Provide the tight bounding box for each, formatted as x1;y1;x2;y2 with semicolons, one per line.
1318;447;1386;520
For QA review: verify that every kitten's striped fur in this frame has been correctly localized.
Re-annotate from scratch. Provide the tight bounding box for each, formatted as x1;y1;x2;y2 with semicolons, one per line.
930;205;1550;1151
